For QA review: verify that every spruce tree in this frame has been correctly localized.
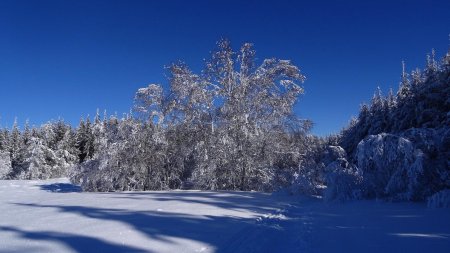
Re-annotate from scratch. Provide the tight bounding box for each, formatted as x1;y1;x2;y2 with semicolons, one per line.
75;118;88;163
10;119;21;162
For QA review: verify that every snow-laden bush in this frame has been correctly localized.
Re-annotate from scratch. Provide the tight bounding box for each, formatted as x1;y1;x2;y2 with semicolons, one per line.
7;137;73;180
428;189;450;208
401;128;440;155
69;143;128;192
281;141;328;196
356;133;425;200
72;159;116;192
288;168;320;196
324;159;363;201
69;160;99;188
320;145;363;201
0;151;12;179
322;146;347;165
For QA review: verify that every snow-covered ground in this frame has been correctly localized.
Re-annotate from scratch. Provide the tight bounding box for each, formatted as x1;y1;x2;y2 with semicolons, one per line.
0;179;449;253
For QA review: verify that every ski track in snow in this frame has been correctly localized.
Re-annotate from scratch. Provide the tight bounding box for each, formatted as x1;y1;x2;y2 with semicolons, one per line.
0;179;449;253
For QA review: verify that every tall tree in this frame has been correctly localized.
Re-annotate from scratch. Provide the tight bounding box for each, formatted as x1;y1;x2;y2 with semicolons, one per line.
10;118;22;165
75;118;88;163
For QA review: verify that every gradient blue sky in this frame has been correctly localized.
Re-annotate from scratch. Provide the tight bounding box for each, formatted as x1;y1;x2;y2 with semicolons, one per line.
0;0;449;135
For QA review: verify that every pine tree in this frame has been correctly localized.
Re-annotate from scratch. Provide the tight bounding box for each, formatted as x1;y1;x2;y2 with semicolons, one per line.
92;110;106;158
1;129;11;154
75;118;88;163
368;87;385;134
386;88;396;110
384;88;396;132
397;61;411;100
337;44;450;201
94;108;101;125
10;119;21;162
0;128;6;151
84;117;95;159
22;120;31;146
425;48;438;78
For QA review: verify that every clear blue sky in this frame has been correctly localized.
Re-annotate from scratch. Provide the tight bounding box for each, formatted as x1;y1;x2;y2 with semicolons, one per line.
1;0;449;135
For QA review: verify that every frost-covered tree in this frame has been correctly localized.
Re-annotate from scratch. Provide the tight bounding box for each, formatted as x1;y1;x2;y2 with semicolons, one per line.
84;117;95;159
73;39;312;192
92;109;107;158
424;49;438;79
134;84;165;124
22;120;31;146
0;150;11;179
195;39;306;190
397;61;411;100
75;118;92;163
10;119;21;162
1;119;76;180
368;87;386;134
0;129;8;152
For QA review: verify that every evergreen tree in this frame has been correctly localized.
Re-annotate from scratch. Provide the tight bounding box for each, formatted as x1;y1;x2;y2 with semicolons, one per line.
10;119;22;164
397;61;411;100
75;118;88;163
22;120;31;146
368;86;385;134
0;129;6;151
337;45;450;201
1;129;11;154
425;49;438;78
84;117;95;160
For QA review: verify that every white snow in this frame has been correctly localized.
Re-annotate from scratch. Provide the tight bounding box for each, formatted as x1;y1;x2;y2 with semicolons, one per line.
1;179;449;253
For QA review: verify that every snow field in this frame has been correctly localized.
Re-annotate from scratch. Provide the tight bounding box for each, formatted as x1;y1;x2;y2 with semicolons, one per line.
1;179;449;253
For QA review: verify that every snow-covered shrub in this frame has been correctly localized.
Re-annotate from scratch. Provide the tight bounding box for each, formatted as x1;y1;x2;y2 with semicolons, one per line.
401;128;440;158
428;189;450;208
70;142;128;192
356;133;426;200
324;159;362;201
322;146;347;165
320;145;363;201
288;168;320;196
280;139;328;196
0;151;12;179
70;154;129;192
82;164;115;192
68;158;99;187
436;128;450;190
19;137;72;179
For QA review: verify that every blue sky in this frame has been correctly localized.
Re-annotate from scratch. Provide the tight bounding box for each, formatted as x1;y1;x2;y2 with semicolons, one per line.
0;0;449;135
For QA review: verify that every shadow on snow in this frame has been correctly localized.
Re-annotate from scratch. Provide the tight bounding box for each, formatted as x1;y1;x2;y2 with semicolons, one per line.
9;184;449;252
308;202;450;252
0;226;149;253
39;183;82;193
8;191;300;253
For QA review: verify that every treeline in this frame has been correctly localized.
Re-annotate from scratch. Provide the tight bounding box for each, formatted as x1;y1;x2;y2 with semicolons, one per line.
0;119;77;179
0;40;324;193
1;40;448;205
340;49;450;158
326;48;450;203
